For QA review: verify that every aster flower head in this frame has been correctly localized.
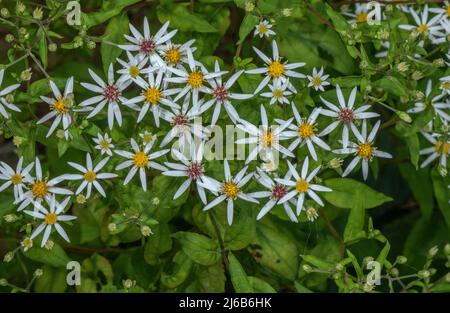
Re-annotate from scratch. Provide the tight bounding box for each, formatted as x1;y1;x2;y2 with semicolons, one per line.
24;195;76;247
93;133;114;156
246;40;306;94
419;131;449;168
254;20;276;38
236;104;294;164
407;80;450;122
399;5;445;41
58;153;117;198
260;78;292;105
115;136;169;191
319;85;380;148
199;159;258;225
200;61;252;125
281;103;331;161
275;158;332;215
0;69;21;119
333;120;392;180
116;51;153;85
79;64;131;129
158;39;196;69
0;157;34;201
307;67;330;92
37;77;75;139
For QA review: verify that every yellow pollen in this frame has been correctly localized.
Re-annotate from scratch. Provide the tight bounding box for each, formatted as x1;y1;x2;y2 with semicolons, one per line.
418;24;428;33
261;131;273;147
297;123;314;139
223;181;239;199
84;171;97;182
356;12;368;23
31;180;48;198
143;87;161;105
100;139;110;150
129;66;140;78
165;48;182;65
435;141;450;155
447;5;450;17
440;81;450;91
133;151;149;168
187;71;204;88
267;61;285;78
311;76;322;87
357;143;373;159
257;23;268;34
273;89;284;99
295;179;309;193
44;212;57;225
11;173;22;185
52;98;67;114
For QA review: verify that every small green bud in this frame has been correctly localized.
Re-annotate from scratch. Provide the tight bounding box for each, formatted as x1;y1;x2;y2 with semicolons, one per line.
396;256;407;264
0;278;7;286
3;214;17;223
428;245;439;258
5;34;14;43
363;283;374;292
437;165;447;177
302;264;313;273
48;43;57;52
33;7;43;20
396;111;412;123
444;243;450;255
33;268;43;278
140;225;153;237
122;279;135;289
76;194;86;204
0;8;10;18
16;2;26;14
3;251;14;263
418;270;430;279
44;239;54;250
108;223;117;232
20;68;32;81
335;263;344;272
390;268;399;277
244;2;255;12
87;41;96;50
332;272;341;280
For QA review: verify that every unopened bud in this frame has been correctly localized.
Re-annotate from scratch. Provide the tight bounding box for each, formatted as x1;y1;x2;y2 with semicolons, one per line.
122;279;135;289
0;278;7;286
33;7;43;20
3;214;17;223
20;68;32;81
428;245;439;258
87;41;96;50
5;34;14;43
33;268;43;278
1;8;10;18
48;43;57;52
302;264;313;273
418;270;430;279
244;2;255;12
108;223;117;232
141;225;153;237
390;268;399;277
44;240;54;250
396;111;412;123
3;251;14;263
396;256;407;264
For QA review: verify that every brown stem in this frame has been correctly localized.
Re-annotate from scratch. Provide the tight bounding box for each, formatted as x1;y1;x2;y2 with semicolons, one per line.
318;207;345;257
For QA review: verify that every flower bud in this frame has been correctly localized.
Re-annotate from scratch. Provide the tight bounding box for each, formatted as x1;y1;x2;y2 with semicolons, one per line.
45;240;54;250
282;8;292;17
428;245;439;258
302;264;313;273
152;197;160;205
418;270;430;279
0;278;7;286
396;62;409;73
335;263;344;272
21;237;33;251
390;268;399;277
396;256;407;264
122;279;135;289
16;2;26;15
363;283;374;292
108;223;117;232
20;68;32;81
411;71;423;81
33;268;43;278
3;214;17;223
3;251;14;263
5;34;14;43
438;165;447;177
329;158;343;169
244;2;255;12
141;225;153;237
396;111;412;123
87;41;96;50
48;43;57;52
33;7;43;20
1;8;10;18
76;194;86;204
56;129;66;139
444;243;450;255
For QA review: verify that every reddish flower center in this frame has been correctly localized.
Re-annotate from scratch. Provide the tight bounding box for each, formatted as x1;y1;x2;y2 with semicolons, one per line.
103;85;121;102
139;39;156;54
213;86;228;102
187;162;204;180
338;108;354;124
271;184;287;200
173;115;188;126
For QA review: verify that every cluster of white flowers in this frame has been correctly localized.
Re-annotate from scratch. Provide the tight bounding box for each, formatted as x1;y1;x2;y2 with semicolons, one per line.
0;3;449;247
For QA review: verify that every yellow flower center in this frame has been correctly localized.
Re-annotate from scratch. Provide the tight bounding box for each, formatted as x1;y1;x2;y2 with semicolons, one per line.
129;66;140;78
357;143;373;159
295;179;309;193
44;212;57;225
273;89;284;99
143;87;161;105
52;98;67;114
31;180;48;198
223;181;239;199
267;61;285;78
11;173;22;185
440;81;450;91
297;122;315;139
100;139;110;150
435;141;450;155
165;48;182;65
133;151;149;168
311;76;322;87
84;171;97;182
356;12;368;23
261;130;273;147
257;23;268;34
418;24;428;33
447;5;450;17
187;71;204;88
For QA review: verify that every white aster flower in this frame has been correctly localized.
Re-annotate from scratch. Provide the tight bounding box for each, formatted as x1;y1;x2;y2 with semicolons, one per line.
125;69;180;126
254;20;276;38
281;103;330;161
343;3;373;24
165;49;226;107
307;67;330;92
115;136;169;191
399;5;445;41
275;157;332;215
15;158;73;211
58;153;117;198
319;85;379;148
0;69;21;118
116;51;153;85
246;40;305;94
250;168;298;222
93;133;114;156
200;61;252;125
79;64;131;129
0;157;34;201
236;104;294;163
333;120;392;180
198;159;258;225
37;77;74;139
407;80;450;122
439;75;450;95
24;195;76;247
260;78;292;105
428;1;450;20
118;18;177;65
419;131;449;168
163;141;212;204
159;94;209;150
158;39;196;70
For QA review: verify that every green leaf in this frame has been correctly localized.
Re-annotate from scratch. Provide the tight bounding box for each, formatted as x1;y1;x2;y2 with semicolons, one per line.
193;262;226;292
24;244;71;268
37;28;48;69
144;223;172;265
81;0;140;29
238;14;259;44
161;251;193;289
248;276;276;292
301;255;334;270
224;204;256;250
373;76;409;97
228;252;253;292
34;265;67;292
101;13;129;75
172;232;220;266
431;168;450;228
157;4;217;33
